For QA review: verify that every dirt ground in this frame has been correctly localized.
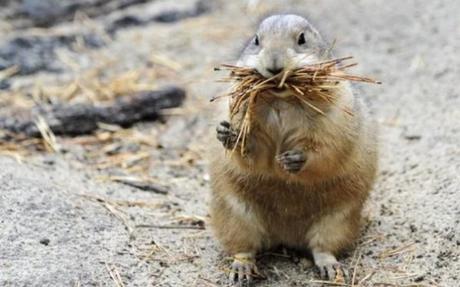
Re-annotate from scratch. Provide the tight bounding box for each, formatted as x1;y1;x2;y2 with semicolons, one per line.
0;0;459;286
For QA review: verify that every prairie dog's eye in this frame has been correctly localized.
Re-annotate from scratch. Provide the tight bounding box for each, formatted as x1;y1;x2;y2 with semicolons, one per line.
297;32;306;45
254;35;259;46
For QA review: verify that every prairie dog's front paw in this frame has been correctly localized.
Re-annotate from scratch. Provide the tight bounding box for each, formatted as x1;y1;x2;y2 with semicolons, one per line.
216;121;238;149
276;149;307;173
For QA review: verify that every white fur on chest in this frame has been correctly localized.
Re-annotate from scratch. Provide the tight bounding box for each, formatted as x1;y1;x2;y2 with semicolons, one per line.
260;85;355;143
262;99;312;141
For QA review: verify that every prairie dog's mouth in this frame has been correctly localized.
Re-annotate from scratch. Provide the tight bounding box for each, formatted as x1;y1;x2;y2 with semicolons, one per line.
269;86;291;98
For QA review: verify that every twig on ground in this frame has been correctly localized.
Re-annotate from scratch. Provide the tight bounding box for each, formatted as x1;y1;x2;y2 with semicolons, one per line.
105;263;126;287
109;175;169;194
196;275;220;287
358;270;376;286
135;224;205;230
81;194;135;240
351;250;362;287
309;280;349;286
35;116;60;152
379;243;416;259
0;86;186;137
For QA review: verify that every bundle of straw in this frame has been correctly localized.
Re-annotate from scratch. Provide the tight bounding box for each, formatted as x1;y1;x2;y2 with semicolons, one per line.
213;56;380;154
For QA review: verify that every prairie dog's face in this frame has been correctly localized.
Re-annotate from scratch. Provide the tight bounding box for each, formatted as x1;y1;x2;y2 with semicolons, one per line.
238;15;327;78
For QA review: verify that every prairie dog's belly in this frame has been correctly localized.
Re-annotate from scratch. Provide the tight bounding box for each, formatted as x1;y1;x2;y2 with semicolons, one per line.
230;176;322;245
249;98;316;167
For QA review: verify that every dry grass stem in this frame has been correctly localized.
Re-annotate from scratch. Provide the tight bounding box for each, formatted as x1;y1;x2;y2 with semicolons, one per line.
196;275;220;287
358;271;376;285
309;280;349;286
105;263;126;287
81;194;135;240
106;175;169;194
35;116;60;153
351;250;362;287
0;65;19;81
379;243;416;259
135;224;205;230
0;150;24;163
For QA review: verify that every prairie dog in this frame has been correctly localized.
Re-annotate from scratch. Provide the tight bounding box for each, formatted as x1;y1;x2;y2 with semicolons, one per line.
209;14;378;285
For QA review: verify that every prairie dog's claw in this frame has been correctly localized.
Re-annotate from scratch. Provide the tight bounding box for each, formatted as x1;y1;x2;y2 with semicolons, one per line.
313;250;349;283
228;253;261;286
216;121;238;149
317;262;349;283
276;149;307;173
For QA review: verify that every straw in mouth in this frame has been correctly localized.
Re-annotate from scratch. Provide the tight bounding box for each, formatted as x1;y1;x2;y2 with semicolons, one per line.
213;56;381;155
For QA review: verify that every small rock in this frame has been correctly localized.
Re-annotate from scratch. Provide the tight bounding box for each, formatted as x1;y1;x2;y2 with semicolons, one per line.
404;134;422;141
21;0;67;25
0;80;10;90
42;157;55;166
39;238;50;246
0;34;104;76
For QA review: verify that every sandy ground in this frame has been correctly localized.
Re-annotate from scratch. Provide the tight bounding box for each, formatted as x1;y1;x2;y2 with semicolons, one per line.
0;0;459;286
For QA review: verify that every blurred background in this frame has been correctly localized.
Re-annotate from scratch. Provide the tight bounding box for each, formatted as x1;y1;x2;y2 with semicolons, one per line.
0;0;458;286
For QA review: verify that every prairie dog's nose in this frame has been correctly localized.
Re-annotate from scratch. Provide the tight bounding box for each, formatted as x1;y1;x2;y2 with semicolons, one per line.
265;51;284;75
267;67;283;75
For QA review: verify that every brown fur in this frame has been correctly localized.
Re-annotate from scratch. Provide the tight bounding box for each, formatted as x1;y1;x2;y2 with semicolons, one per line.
209;83;378;257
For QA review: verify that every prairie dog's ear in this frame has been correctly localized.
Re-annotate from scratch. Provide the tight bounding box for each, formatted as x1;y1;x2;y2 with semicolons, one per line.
306;25;323;43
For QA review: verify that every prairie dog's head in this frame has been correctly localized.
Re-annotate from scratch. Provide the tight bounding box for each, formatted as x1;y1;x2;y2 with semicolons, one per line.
238;14;328;78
